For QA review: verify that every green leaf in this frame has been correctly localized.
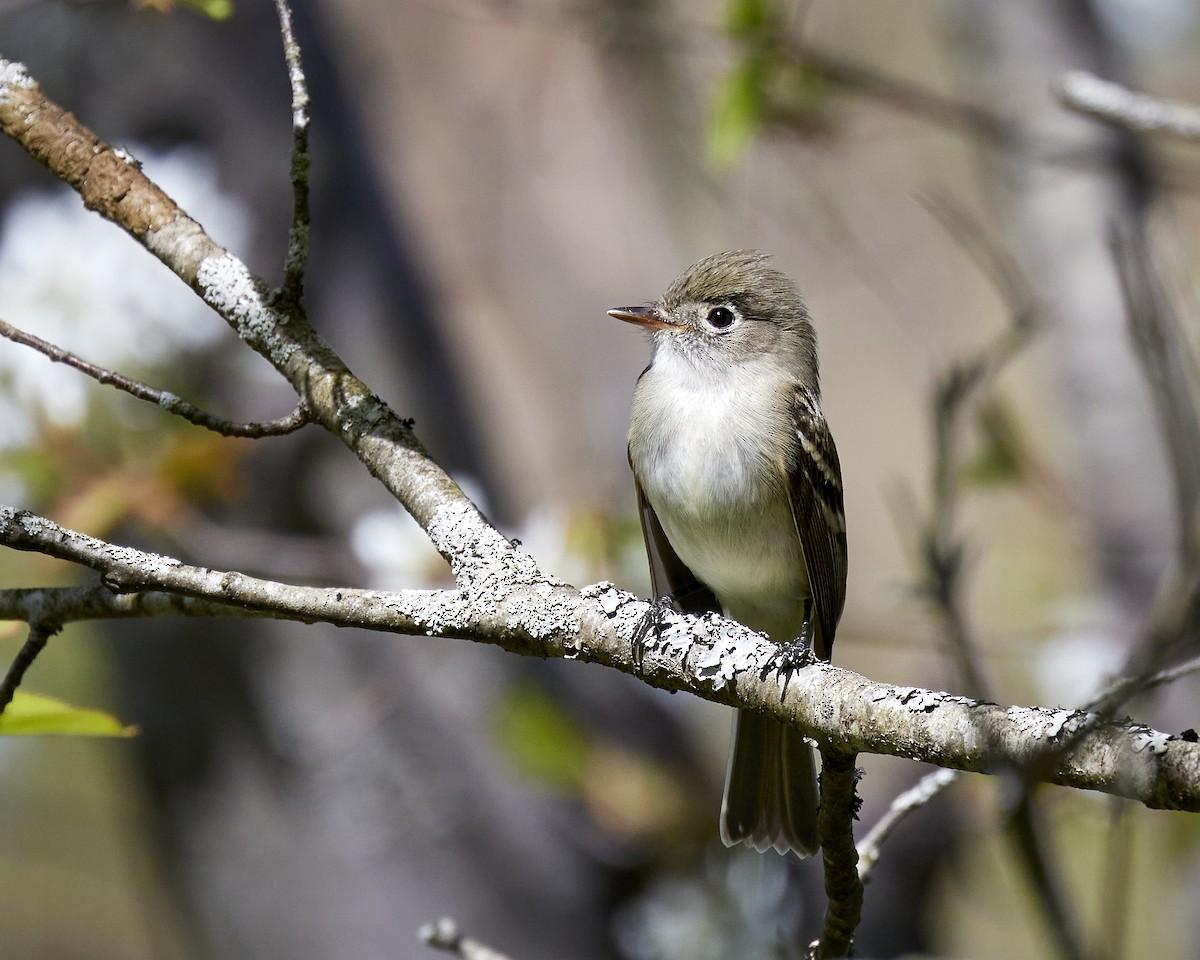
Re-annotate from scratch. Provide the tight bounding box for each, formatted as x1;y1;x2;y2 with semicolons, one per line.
179;0;234;21
709;57;767;168
492;683;590;793
0;691;138;737
963;399;1025;487
725;0;778;37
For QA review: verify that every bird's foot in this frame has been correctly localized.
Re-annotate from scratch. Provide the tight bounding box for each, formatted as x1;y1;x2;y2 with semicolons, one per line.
632;598;676;675
762;619;819;698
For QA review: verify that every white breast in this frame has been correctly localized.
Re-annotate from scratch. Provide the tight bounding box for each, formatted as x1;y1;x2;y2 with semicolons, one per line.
628;350;809;641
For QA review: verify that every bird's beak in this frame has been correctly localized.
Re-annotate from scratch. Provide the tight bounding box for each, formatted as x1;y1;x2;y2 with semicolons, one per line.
607;305;677;331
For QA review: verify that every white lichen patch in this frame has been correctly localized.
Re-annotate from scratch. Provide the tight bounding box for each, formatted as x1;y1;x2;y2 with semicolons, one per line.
900;689;944;713
630;609;693;672
1041;709;1075;738
0;61;35;92
506;581;579;643
693;619;749;691
425;499;535;590
581;581;626;617
1004;705;1084;740
1132;728;1172;755
195;253;295;366
111;146;141;168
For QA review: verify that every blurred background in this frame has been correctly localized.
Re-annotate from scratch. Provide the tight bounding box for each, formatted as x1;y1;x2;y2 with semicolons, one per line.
1;0;1199;957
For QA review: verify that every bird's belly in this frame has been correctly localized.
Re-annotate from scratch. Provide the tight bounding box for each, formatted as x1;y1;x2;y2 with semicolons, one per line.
642;458;809;640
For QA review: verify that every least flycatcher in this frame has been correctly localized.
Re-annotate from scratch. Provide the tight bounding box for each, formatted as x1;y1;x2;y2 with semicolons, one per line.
610;250;847;857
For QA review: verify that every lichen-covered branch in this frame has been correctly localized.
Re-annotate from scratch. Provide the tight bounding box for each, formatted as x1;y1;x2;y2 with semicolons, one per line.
0;57;500;582
1;505;1197;812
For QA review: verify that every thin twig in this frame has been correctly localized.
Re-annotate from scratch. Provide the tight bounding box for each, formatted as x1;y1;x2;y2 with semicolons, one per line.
273;0;312;304
419;918;515;960
1136;651;1200;695
1096;796;1132;960
0;622;58;714
1004;789;1086;960
917;192;1040;701
0;318;311;438
771;36;1019;150
1111;222;1200;560
1061;71;1200;141
856;768;959;884
814;748;863;959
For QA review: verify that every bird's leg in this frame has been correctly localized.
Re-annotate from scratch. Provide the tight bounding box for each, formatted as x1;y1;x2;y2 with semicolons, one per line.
631;600;671;673
762;599;819;698
632;585;713;673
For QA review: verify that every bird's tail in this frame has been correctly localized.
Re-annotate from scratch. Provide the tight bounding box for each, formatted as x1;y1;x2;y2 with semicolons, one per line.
720;709;819;857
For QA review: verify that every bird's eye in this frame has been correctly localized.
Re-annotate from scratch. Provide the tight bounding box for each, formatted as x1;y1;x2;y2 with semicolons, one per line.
706;306;737;330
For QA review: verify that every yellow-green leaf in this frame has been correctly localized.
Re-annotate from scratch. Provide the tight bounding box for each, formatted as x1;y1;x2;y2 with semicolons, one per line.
179;0;234;21
492;683;590;793
709;58;766;168
0;691;138;737
725;0;777;37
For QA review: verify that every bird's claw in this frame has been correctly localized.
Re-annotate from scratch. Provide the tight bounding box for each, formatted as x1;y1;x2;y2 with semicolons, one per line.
632;597;676;674
762;618;818;698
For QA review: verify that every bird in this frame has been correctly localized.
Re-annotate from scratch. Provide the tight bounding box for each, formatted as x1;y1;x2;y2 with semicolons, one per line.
609;250;847;856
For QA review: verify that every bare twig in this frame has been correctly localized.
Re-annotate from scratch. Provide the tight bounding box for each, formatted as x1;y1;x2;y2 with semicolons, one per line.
273;0;312;304
419;918;515;960
1111;222;1200;559
771;37;1019;149
1096;797;1132;960
0;621;58;714
1061;71;1200;141
916;193;1040;700
815;748;863;959
1136;651;1200;694
1004;789;1085;960
856;768;959;884
0;318;311;438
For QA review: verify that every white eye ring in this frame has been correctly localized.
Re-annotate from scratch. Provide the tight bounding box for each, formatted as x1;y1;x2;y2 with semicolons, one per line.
706;306;737;330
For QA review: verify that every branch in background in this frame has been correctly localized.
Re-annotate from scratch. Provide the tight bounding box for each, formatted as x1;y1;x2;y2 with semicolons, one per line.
1004;788;1085;960
856;768;959;884
1061;71;1200;141
0;318;312;438
771;36;1019;149
815;749;863;958
916;192;1040;701
1;506;1198;812
1053;225;1200;736
1099;797;1133;960
419;918;515;960
273;0;312;304
1111;222;1200;560
912;196;1088;960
